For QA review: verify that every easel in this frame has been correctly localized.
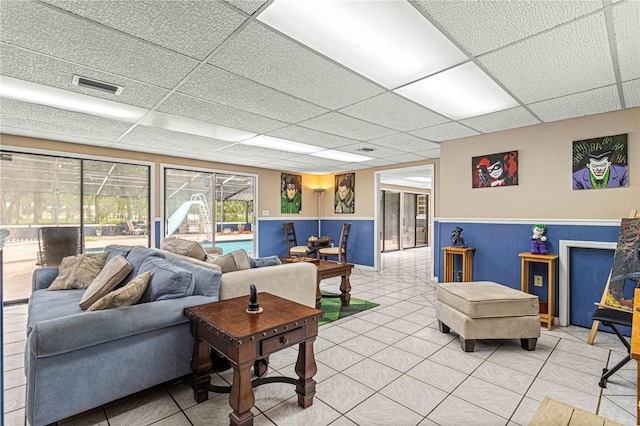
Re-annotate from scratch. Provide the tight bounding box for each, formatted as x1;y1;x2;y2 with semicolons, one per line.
587;209;640;345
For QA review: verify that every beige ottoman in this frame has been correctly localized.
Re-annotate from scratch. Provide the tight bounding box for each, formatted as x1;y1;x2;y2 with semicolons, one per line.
436;281;541;352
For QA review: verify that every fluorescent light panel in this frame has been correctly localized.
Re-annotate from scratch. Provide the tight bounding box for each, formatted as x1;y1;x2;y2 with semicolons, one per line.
311;150;372;162
240;135;322;154
395;62;519;120
140;112;256;142
258;0;467;89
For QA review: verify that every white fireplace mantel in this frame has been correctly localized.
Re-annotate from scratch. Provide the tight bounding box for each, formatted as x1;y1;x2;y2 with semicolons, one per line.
558;240;617;326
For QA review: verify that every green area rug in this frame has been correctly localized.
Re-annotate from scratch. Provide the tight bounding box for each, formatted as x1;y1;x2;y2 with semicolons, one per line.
319;291;379;326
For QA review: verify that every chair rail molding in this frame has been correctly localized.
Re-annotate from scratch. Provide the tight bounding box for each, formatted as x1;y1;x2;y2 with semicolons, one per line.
558;240;617;327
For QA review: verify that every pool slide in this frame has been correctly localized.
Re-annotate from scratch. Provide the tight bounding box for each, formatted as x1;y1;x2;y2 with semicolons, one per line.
166;200;204;237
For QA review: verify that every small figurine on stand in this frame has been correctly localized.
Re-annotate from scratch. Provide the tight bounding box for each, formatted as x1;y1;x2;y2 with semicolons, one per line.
246;284;263;314
530;224;548;254
451;227;467;248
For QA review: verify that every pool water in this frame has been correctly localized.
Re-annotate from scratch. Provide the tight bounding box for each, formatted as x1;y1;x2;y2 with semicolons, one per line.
204;240;254;254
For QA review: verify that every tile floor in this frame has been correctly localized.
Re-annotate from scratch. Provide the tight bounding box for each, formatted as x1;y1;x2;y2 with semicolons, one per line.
3;247;637;425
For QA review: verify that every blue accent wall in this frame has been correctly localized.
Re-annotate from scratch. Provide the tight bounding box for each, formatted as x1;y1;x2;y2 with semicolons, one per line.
257;219;375;266
434;221;620;329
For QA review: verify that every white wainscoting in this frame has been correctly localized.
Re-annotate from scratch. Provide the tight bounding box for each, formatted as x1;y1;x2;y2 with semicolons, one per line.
558;240;617;326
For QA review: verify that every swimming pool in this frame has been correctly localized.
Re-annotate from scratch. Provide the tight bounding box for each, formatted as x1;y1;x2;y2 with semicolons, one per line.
204;239;254;254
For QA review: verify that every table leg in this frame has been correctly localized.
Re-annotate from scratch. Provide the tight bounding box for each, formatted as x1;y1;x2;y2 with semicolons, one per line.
315;277;322;309
190;337;212;403
229;361;255;426
295;338;317;408
340;274;351;306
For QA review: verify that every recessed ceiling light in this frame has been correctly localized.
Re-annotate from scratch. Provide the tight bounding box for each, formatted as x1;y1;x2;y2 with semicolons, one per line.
395;62;519;120
311;150;373;162
239;135;322;154
258;0;467;89
140;112;256;143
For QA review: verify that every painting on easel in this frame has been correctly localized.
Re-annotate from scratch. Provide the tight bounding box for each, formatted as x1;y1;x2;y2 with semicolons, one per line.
604;218;640;311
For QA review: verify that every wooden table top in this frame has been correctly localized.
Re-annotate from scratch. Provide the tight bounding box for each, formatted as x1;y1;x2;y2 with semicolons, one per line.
631;288;640;361
184;293;322;342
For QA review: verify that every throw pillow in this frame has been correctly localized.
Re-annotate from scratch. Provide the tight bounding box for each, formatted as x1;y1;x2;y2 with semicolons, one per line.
87;271;150;311
161;237;207;261
250;256;282;268
205;249;251;273
138;257;195;303
48;252;108;290
79;255;133;310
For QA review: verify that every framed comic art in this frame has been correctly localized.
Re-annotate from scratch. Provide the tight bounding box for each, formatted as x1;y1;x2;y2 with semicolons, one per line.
334;173;355;214
472;151;518;188
280;173;302;214
572;134;628;190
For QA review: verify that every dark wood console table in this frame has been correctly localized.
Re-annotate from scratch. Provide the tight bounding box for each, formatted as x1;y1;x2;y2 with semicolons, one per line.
185;293;322;425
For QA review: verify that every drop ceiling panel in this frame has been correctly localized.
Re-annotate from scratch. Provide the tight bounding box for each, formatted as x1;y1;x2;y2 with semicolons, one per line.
338;142;403;159
383;152;430;163
1;114;122;142
0;98;132;134
177;65;328;123
460;107;540;133
0;44;169;109
198;152;274;167
218;144;291;159
224;0;266;15
623;79;640;108
528;85;621;123
478;12;615;104
369;133;440;153
410;122;480;142
117;126;233;153
413;0;602;56
266;126;356;149
297;112;397;141
1;1;199;88
612;1;640;81
209;22;385;110
157;94;286;134
338;92;450;131
0;127;114;148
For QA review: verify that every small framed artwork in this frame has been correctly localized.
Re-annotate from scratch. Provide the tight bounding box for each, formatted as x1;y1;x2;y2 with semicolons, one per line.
281;173;302;214
472;151;518;188
334;173;355;213
572;134;628;190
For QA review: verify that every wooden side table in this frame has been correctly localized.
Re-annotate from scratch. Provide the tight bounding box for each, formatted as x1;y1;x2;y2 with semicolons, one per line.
442;247;475;282
519;252;558;330
631;288;640;422
185;293;323;426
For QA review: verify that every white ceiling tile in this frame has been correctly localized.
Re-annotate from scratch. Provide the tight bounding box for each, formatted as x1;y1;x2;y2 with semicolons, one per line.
528;85;621;123
265;126;355;149
339;92;449;131
0;114;122;143
0;98;132;134
383;152;430;163
118;125;233;152
297;112;396;141
413;0;602;56
219;144;290;159
409;122;480;142
178;65;328;123
42;0;246;60
478;12;615;104
612;1;640;81
460;107;540;133
1;127;114;148
359;158;401;168
224;0;266;16
157;94;286;134
197;152;273;167
425;147;441;158
209;22;384;109
337;142;402;159
0;44;169;109
622;79;640;108
1;1;198;88
370;133;441;152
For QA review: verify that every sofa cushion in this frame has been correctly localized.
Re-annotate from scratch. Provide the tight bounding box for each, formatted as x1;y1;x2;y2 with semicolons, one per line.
79;255;133;310
206;249;251;273
138;257;195;303
161;237;207;261
48;253;108;291
162;254;222;298
104;245;135;264
437;281;539;318
27;289;85;335
87;271;150;311
250;256;282;268
122;247;164;286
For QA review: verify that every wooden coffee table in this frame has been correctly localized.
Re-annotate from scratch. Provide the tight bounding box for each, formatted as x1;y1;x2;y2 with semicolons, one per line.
185;293;323;426
281;258;354;309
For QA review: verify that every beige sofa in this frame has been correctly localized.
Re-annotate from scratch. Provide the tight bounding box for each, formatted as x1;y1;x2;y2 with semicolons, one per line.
158;238;317;307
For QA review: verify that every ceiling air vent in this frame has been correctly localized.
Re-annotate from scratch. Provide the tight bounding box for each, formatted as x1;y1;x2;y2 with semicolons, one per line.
357;147;376;152
72;75;123;95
